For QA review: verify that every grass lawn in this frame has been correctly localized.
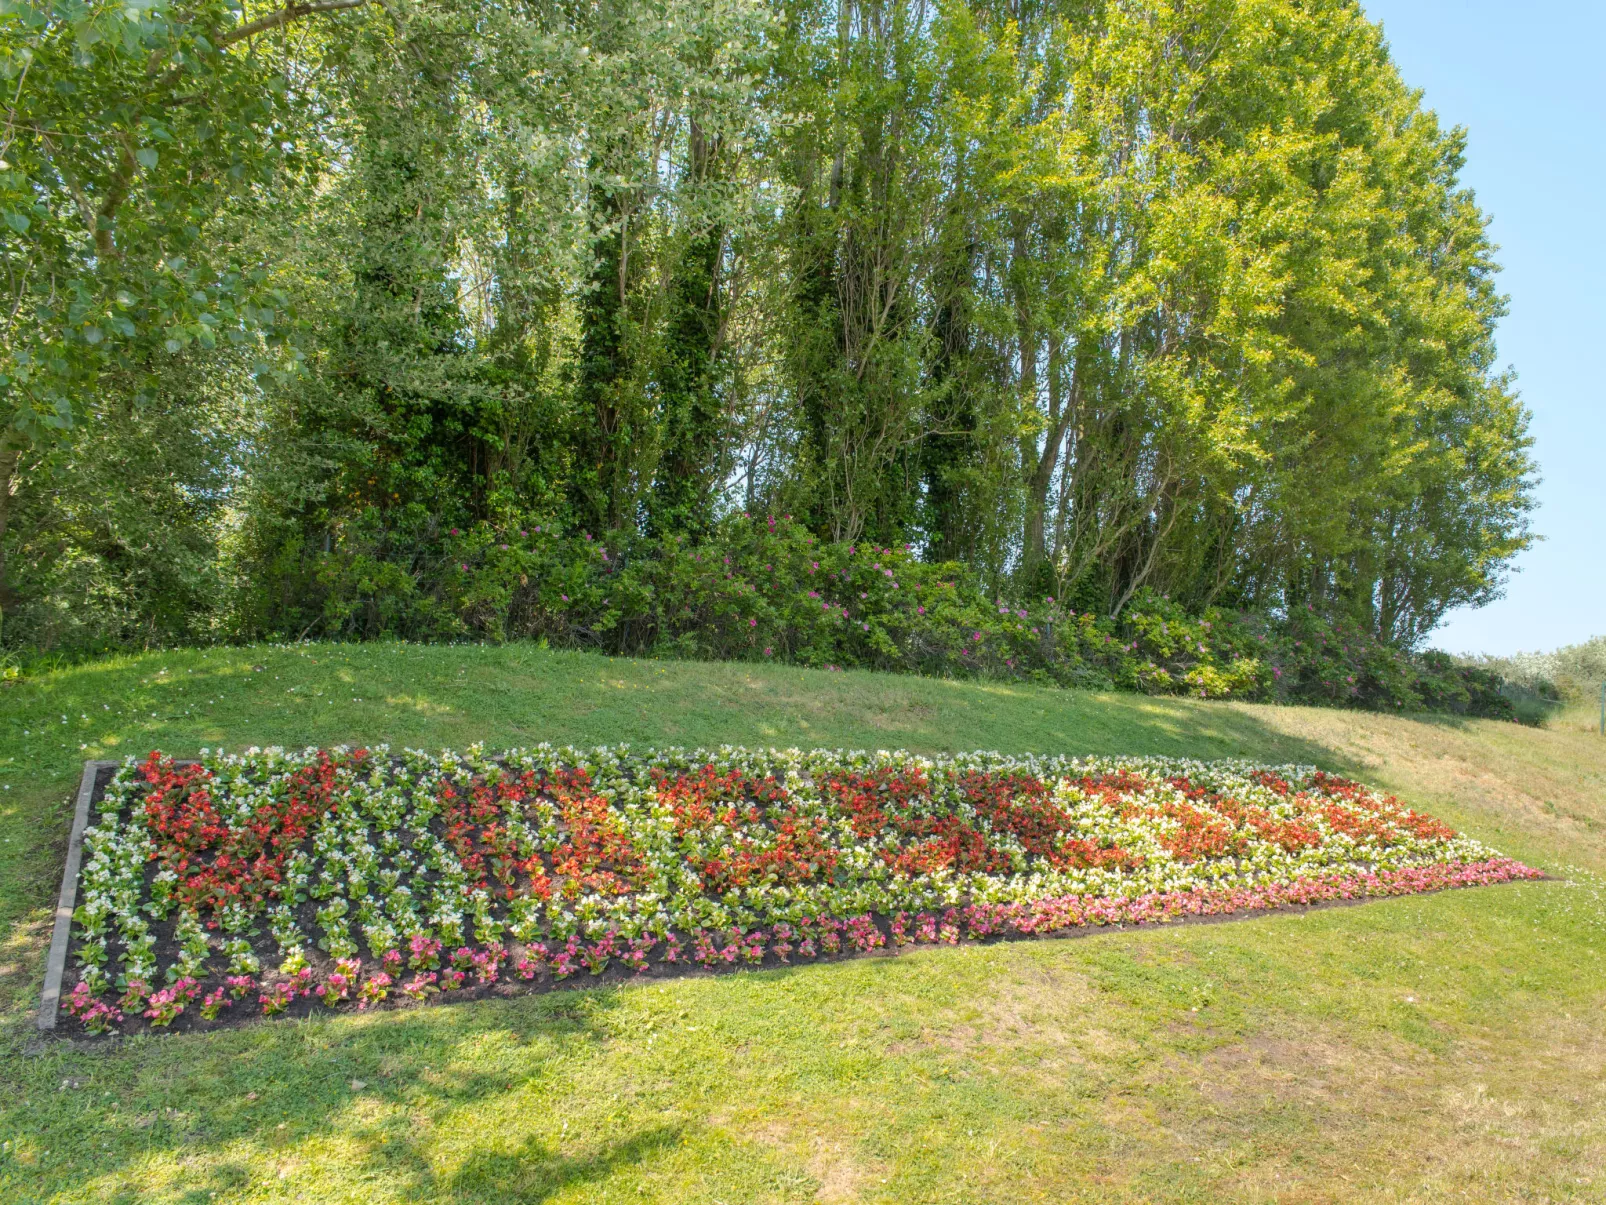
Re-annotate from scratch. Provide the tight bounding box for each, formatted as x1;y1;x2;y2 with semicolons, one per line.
2;642;1605;1204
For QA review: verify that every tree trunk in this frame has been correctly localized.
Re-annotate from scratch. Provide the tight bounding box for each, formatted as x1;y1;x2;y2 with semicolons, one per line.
573;174;629;533
0;440;20;625
648;119;725;537
1013;227;1039;569
1024;343;1079;576
922;230;977;561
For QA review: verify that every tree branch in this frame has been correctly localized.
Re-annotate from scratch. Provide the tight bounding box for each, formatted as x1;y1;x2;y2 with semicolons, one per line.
148;1;372;93
215;0;372;52
94;134;140;259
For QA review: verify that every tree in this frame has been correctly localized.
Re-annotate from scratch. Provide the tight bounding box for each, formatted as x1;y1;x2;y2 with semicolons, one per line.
0;0;372;618
0;0;1537;653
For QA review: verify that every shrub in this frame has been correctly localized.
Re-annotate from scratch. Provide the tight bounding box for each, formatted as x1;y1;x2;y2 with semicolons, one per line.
1460;636;1606;706
1265;609;1517;720
237;513;1522;719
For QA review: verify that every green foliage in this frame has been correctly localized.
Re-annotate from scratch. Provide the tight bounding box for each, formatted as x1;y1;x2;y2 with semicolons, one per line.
0;0;1540;712
0;0;308;442
0;0;367;636
0;357;249;653
229;0;1534;646
238;512;1512;718
1462;637;1606;705
1267;606;1515;720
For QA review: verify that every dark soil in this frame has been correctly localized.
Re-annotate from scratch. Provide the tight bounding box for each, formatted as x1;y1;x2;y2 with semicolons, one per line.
46;761;1545;1043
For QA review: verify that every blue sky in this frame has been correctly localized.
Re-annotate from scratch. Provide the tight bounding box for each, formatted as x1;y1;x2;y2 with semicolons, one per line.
1358;1;1605;655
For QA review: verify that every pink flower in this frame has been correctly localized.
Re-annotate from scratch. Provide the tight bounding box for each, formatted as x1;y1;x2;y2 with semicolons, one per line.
259;982;296;1016
358;972;392;1008
200;987;231;1021
401;972;438;1000
409;933;443;970
67;980;96;1017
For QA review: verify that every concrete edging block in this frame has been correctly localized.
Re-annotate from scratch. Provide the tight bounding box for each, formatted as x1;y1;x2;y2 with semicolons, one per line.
37;760;118;1032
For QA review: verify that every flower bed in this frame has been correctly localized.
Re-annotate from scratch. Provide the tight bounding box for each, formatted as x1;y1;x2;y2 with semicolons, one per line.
59;745;1540;1034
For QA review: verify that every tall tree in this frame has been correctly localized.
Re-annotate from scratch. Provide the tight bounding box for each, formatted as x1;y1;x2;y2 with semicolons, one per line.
0;0;371;620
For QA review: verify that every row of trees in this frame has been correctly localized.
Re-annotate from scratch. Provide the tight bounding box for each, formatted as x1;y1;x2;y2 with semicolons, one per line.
0;0;1535;654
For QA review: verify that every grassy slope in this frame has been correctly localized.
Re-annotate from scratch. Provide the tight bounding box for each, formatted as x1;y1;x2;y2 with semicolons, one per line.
1;643;1604;1204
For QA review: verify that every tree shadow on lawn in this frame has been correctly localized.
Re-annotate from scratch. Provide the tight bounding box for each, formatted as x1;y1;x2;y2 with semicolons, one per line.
436;1125;684;1203
7;987;687;1204
154;1122;687;1205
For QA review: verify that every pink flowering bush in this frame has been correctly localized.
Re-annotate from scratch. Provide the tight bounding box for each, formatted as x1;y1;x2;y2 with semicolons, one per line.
144;978;201;1027
408;935;442;970
401;972;438;1000
66;981;124;1033
60;742;1541;1034
317;959;361;1006
116;979;149;1014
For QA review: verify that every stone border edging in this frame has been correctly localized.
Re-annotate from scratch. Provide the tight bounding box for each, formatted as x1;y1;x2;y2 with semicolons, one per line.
38;761;116;1032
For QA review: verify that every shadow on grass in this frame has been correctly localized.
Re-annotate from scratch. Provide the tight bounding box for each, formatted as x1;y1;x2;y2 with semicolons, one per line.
439;1125;683;1202
2;649;1479;1033
163;1119;684;1205
7;644;1562;1199
3;987;652;1204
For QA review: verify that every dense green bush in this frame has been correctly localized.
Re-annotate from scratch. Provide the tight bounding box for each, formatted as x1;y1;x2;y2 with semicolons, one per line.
1267;608;1513;720
1461;637;1606;706
0;376;246;658
235;513;1515;720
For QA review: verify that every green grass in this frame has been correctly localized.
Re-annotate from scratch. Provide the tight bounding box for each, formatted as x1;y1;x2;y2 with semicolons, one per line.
2;642;1605;1203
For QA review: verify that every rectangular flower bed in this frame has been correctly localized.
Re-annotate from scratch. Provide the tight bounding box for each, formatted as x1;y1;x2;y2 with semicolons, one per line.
55;744;1540;1035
